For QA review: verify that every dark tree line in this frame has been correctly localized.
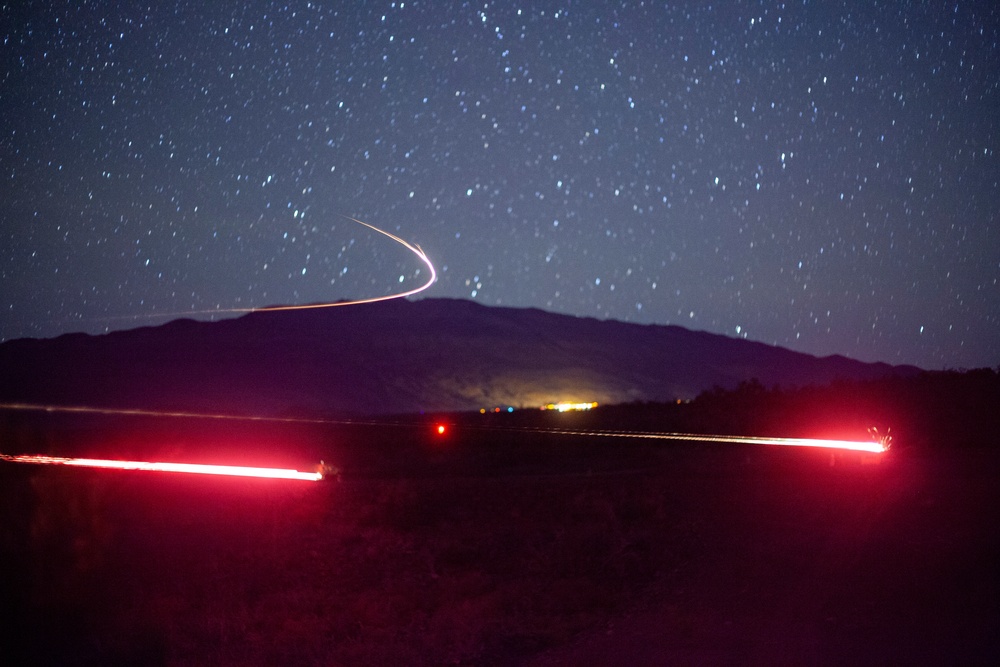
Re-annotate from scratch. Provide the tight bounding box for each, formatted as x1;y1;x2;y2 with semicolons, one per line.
576;368;1000;451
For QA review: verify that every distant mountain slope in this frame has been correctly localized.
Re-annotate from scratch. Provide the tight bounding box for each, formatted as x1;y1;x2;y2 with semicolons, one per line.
0;298;919;416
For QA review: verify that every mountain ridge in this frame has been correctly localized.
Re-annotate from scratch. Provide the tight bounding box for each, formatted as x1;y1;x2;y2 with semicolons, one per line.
0;298;920;417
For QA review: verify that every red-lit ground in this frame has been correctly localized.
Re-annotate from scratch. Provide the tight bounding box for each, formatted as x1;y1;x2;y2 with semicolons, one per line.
529;447;999;666
1;407;996;665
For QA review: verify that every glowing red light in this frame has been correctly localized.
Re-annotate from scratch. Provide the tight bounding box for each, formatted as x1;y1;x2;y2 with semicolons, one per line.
536;430;886;453
1;453;323;481
436;424;446;435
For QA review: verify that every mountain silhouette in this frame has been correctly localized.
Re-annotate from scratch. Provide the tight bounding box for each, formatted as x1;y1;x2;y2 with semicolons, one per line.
0;298;919;417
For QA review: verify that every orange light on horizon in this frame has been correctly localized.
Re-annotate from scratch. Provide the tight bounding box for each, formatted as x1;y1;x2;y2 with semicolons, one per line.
541;401;599;412
1;453;324;481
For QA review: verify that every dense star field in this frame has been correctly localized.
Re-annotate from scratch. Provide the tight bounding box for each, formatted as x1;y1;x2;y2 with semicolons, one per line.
2;1;998;369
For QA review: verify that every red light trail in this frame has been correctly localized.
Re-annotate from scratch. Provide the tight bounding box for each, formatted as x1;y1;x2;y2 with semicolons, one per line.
1;453;323;481
0;216;886;480
1;403;885;455
0;216;437;483
535;428;886;453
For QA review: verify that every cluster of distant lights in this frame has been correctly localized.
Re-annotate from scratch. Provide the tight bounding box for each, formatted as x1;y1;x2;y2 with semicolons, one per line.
0;197;889;485
2;394;886;484
0;208;880;477
542;401;599;412
468;400;886;454
479;401;599;414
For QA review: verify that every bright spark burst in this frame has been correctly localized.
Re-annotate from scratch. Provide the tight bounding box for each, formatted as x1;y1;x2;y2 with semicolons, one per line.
1;453;323;481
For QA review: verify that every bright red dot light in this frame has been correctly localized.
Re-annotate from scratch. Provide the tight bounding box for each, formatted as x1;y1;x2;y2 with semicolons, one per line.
436;424;446;435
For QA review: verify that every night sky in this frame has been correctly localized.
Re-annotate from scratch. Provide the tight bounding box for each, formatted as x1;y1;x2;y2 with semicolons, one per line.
3;1;998;370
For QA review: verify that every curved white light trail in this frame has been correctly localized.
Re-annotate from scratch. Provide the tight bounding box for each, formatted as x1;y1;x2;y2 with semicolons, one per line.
1;217;436;482
4;210;884;482
250;216;437;313
96;215;436;323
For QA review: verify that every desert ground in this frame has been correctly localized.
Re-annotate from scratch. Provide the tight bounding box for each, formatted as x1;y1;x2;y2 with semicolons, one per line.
2;401;998;665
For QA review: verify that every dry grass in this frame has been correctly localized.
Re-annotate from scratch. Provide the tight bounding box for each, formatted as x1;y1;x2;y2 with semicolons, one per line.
4;406;998;665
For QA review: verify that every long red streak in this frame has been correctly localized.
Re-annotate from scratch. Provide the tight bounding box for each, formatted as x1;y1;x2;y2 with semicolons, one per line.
2;454;323;481
538;428;885;453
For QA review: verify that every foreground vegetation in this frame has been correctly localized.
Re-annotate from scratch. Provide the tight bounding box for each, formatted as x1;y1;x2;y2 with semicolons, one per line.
1;369;997;664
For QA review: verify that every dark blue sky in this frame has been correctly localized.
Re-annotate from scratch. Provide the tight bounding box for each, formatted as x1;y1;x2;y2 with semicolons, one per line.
3;1;998;369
